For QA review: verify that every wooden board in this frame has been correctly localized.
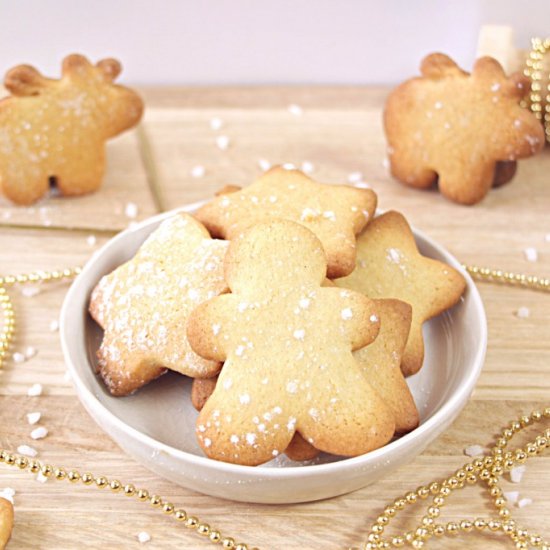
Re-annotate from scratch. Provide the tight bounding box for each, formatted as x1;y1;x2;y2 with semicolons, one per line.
1;87;549;549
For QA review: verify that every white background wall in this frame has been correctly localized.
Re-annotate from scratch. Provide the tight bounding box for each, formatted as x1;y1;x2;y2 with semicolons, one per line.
0;0;549;85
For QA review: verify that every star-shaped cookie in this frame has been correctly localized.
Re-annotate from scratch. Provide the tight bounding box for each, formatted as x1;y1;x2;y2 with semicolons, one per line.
89;214;228;396
0;497;13;550
195;166;377;278
335;211;466;376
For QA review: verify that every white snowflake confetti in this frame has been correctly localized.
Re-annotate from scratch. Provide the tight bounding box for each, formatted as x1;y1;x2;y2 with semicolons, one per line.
509;465;526;483
341;308;353;320
523;247;538;262
517;497;533;508
17;445;38;458
516;307;530;319
216;135;230;150
26;412;41;425
347;171;363;183
301;161;314;174
27;383;43;397
86;235;97;247
258;158;271;172
210;117;223;130
191;165;205;178
31;427;48;440
125;202;138;219
288;104;303;116
137;531;151;544
49;319;59;332
463;444;484;457
12;352;25;363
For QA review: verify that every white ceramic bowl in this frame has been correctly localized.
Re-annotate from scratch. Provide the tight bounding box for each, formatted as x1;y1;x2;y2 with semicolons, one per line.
60;203;487;504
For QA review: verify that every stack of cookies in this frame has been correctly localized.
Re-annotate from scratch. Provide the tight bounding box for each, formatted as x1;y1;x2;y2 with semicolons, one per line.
89;167;466;466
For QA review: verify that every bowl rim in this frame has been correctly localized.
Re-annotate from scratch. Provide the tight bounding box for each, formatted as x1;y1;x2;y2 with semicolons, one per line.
60;202;487;479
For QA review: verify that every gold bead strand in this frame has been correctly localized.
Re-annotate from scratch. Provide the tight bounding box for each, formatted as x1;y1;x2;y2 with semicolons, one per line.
464;265;550;293
0;285;15;364
0;449;254;549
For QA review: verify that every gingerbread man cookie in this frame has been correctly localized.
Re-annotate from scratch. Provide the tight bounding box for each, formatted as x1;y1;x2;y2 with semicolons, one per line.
336;211;466;377
195;167;377;278
0;54;143;204
187;220;394;466
89;214;228;396
384;53;544;205
0;497;13;550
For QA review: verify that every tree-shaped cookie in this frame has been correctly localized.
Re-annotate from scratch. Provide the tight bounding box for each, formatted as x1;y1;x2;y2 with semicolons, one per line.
195;167;377;278
0;497;13;550
335;211;466;377
384;53;544;205
187;220;395;466
0;54;143;204
89;214;228;396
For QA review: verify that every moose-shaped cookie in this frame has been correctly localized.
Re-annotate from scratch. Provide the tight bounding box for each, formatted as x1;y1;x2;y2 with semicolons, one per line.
0;54;143;204
384;53;544;205
187;220;395;466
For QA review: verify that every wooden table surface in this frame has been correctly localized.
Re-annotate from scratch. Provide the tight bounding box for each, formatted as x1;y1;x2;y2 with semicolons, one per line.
1;87;549;549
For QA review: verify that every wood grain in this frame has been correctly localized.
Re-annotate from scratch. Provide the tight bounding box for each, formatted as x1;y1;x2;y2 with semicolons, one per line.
1;87;549;549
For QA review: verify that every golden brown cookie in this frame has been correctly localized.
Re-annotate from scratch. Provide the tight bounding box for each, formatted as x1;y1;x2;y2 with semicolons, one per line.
89;214;228;396
355;299;418;434
0;54;143;204
0;497;13;550
187;219;394;466
384;53;544;205
192;376;321;461
335;211;466;377
195;166;377;278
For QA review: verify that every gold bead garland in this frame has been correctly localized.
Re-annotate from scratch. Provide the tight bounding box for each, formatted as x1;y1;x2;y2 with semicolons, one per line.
1;264;549;549
523;37;550;143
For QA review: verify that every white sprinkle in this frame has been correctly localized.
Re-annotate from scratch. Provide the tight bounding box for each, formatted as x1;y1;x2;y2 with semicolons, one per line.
299;298;310;309
514;119;522;128
491;83;500;92
463;444;484;457
300;207;320;221
287;417;297;430
187;288;200;300
272;449;279;456
223;378;233;390
282;162;296;170
258;158;271;171
516;307;530;319
353;181;371;189
518;497;533;508
203;438;212;448
17;445;38;458
86;235;97;247
210;117;223;130
322;210;336;221
370;314;379;323
27;383;43;397
49;319;59;332
545;233;550;242
124;202;138;219
309;408;319;420
212;323;221;336
12;352;25;363
269;195;277;203
341;308;353;320
21;286;40;297
36;471;48;483
235;345;246;357
25;346;37;359
216;135;230;150
239;394;250;405
387;248;402;263
191;165;205;178
293;329;305;341
273;406;282;414
238;302;248;312
510;465;526;483
504;491;519;504
26;412;41;425
31;426;48;440
524;247;538;262
230;435;239;444
0;488;15;504
347;171;363;183
301;161;314;174
246;433;257;445
286;381;298;394
434;101;443;109
288;104;303;116
137;531;151;544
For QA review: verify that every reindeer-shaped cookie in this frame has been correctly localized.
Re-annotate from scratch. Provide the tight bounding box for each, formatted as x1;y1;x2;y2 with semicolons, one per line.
0;54;143;204
384;53;544;205
187;220;395;465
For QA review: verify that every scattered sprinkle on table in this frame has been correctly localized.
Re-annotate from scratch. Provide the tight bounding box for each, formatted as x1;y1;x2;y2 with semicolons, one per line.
36;471;48;484
49;319;59;332
27;383;43;397
21;286;40;297
288;103;303;116
353;181;371;189
17;444;38;458
25;346;37;359
517;497;533;508
0;488;15;504
509;464;526;483
190;165;205;178
516;306;530;318
30;426;48;440
12;352;25;363
86;235;97;246
463;444;484;457
137;531;151;544
282;162;296;170
523;246;538;262
26;412;41;425
124;202;138;219
210;117;223;130
258;158;271;171
504;491;519;504
216;135;230;150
